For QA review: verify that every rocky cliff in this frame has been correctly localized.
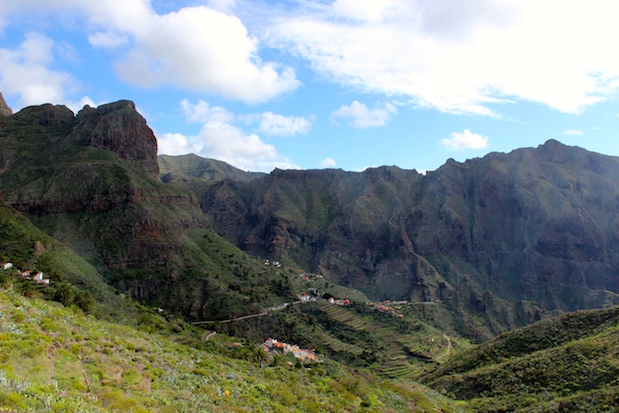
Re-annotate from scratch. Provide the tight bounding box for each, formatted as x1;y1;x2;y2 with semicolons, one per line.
0;99;288;320
164;141;619;339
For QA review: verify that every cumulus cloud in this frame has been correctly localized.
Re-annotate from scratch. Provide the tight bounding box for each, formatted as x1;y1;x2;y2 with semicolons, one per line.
332;0;402;23
157;123;298;172
181;99;234;124
1;1;299;103
0;32;74;107
319;158;337;168
441;129;488;151
159;99;299;172
114;6;299;102
563;129;584;136
331;101;397;128
258;112;312;137
267;0;619;115
88;31;129;49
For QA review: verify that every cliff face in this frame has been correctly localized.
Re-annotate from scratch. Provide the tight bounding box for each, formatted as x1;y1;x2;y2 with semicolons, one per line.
72;101;159;175
166;141;619;338
0;99;283;320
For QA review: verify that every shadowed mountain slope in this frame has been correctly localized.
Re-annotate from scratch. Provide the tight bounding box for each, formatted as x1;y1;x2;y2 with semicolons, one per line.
162;141;619;340
0;101;291;321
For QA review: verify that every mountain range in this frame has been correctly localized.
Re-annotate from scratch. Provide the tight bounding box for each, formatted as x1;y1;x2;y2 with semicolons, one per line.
2;98;619;341
3;97;619;411
162;139;619;340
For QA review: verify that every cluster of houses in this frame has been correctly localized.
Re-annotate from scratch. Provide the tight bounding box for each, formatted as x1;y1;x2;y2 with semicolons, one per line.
263;259;282;268
328;297;350;306
262;338;321;363
296;270;324;282
367;300;404;318
1;262;50;285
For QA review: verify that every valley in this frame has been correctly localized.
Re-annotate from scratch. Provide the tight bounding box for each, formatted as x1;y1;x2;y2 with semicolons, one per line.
1;98;619;412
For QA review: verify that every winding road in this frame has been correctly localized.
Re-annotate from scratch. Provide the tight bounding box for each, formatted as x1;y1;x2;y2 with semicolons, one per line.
434;334;452;362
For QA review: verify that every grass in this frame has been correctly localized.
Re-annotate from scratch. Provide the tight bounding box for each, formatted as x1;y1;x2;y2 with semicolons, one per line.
0;289;467;413
423;305;619;412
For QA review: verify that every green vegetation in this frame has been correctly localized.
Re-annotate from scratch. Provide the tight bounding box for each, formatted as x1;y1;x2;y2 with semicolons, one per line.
214;300;471;380
0;289;466;413
424;305;619;412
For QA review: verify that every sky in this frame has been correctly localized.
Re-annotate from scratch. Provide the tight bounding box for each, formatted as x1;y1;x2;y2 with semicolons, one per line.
2;0;619;173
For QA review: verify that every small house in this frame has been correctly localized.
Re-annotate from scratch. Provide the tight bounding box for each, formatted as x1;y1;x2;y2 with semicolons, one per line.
2;263;12;271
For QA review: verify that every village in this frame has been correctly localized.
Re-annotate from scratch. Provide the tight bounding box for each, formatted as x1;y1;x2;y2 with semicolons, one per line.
261;338;321;363
1;262;50;285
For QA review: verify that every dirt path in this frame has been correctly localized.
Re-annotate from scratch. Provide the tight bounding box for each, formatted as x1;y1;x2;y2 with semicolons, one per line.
203;331;217;341
192;311;269;325
434;334;452;362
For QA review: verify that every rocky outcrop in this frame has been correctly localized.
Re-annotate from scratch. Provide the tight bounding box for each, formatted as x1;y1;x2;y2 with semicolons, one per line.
71;101;159;176
0;92;12;117
13;104;74;126
169;141;619;337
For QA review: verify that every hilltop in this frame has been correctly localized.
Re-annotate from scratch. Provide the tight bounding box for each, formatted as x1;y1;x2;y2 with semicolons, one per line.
422;304;619;412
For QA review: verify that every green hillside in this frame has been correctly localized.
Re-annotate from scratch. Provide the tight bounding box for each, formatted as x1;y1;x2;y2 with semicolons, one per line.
0;197;130;318
0;288;466;413
0;102;294;321
423;305;619;412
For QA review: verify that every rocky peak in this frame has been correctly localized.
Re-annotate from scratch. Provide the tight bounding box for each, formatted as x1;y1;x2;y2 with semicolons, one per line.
71;100;159;176
14;104;75;126
0;92;12;117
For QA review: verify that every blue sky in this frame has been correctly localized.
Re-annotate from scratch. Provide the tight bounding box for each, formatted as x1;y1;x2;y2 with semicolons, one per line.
1;0;619;173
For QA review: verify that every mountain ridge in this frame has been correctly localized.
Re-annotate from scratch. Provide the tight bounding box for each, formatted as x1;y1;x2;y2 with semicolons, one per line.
162;139;619;340
0;99;294;321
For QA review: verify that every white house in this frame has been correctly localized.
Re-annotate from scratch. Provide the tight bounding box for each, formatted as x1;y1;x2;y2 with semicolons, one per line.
32;272;43;281
2;263;12;270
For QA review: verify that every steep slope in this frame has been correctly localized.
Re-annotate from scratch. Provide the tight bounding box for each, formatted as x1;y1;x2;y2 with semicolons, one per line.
162;141;619;340
423;305;619;412
0;100;290;321
0;289;467;413
0;190;126;316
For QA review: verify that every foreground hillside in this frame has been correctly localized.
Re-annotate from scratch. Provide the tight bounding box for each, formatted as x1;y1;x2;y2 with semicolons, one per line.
0;289;465;413
423;305;619;412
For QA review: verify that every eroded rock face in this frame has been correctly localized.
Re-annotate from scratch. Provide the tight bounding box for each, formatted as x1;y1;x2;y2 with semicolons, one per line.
191;141;619;318
0;92;12;117
72;101;159;175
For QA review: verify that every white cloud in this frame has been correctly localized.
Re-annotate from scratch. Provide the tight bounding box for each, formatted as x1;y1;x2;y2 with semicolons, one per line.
331;101;397;128
319;158;337;168
441;129;488;151
332;0;402;23
267;0;619;115
159;101;300;171
112;6;299;102
258;112;312;137
1;1;298;103
563;129;583;136
0;32;74;107
88;31;129;49
207;0;236;13
181;99;234;124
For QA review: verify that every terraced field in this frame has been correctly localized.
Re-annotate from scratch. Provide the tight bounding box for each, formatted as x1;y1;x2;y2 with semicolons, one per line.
313;302;449;378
